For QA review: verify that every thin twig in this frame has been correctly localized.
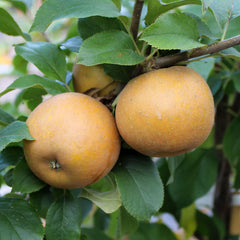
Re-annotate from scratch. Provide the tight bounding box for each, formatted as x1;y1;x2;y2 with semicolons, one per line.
152;35;240;69
130;0;144;41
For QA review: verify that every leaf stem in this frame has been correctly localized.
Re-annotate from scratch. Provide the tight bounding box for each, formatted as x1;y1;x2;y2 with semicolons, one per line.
121;20;142;56
64;83;72;92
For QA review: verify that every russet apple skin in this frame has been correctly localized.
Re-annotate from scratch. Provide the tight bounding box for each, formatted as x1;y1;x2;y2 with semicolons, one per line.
23;92;121;189
72;64;118;97
115;66;215;157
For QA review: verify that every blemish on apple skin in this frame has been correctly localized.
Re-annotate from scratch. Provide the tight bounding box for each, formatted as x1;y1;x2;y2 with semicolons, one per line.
138;111;149;117
156;112;162;120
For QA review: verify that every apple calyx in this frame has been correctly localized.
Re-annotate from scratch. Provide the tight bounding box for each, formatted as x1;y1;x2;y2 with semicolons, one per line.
49;160;61;170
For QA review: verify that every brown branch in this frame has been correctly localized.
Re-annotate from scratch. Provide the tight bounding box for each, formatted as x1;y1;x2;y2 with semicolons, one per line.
152;35;240;69
130;0;144;41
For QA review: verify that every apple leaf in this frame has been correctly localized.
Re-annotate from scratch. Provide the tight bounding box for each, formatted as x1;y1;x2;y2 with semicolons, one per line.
3;0;33;13
29;187;54;219
141;12;204;50
77;30;145;66
77;16;125;40
129;222;178;240
81;228;113;240
15;42;67;82
196;210;225;240
188;57;215;80
145;0;201;25
45;196;82;240
202;0;234;29
113;150;164;220
0;147;24;172
0;74;67;98
0;8;29;40
232;71;240;93
0;108;15;126
166;154;185;184
168;148;218;208
180;203;197;238
79;188;121;214
12;159;46;193
61;36;82;53
226;16;240;39
116;207;139;239
223;116;240;165
0;121;34;152
0;198;44;240
30;0;120;32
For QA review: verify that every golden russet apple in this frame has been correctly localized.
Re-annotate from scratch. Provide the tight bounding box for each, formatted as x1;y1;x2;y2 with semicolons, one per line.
72;64;118;96
23;92;120;189
115;66;215;157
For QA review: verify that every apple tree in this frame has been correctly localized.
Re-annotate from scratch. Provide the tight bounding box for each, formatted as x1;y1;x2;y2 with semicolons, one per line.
1;0;240;239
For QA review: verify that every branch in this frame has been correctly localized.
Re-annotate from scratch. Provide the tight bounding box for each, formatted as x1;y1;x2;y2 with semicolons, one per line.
152;35;240;69
130;0;144;41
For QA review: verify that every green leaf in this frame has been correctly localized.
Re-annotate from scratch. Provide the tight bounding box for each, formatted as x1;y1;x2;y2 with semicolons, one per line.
196;210;225;240
12;55;28;74
185;13;214;39
0;146;24;172
233;0;240;18
0;121;34;152
180;203;197;238
129;222;178;240
15;42;67;81
116;206;139;239
93;208;110;231
69;189;93;222
81;228;113;240
168;148;218;208
222;115;240;188
0;108;15;126
233;161;240;189
207;73;223;97
113;150;164;220
219;48;240;61
46;196;82;240
202;0;234;29
0;74;67;98
188;57;215;80
4;0;33;12
16;87;47;111
4;168;14;187
141;12;204;50
77;30;145;66
145;0;201;25
0;8;26;39
79;188;121;214
223;116;240;166
12;158;46;193
61;36;82;52
0;198;44;240
232;71;240;93
77;16;125;40
167;154;185;184
29;187;54;218
103;64;134;82
30;0;120;32
111;0;121;10
226;16;240;38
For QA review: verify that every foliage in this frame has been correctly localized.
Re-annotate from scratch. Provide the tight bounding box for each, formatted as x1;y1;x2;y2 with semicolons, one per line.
0;0;240;239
